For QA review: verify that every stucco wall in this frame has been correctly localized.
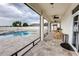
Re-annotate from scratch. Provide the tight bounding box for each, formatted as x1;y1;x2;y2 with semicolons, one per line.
61;4;78;44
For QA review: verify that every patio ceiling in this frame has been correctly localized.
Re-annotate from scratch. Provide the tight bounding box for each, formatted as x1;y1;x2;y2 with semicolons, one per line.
27;3;72;22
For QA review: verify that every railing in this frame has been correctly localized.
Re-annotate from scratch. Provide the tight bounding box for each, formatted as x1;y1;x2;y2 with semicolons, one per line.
11;32;48;56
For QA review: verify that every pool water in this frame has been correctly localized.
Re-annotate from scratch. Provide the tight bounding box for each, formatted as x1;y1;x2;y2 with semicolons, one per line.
12;31;29;36
0;31;30;40
0;31;29;36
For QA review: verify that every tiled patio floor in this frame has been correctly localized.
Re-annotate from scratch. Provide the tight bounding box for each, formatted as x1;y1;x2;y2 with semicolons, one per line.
25;32;77;56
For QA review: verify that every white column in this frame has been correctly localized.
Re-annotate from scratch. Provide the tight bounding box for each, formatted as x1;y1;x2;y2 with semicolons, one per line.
48;22;51;33
40;15;44;41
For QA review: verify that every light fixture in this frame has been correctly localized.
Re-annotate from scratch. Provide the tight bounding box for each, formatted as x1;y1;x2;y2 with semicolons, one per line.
52;15;59;19
50;3;54;5
52;15;60;23
50;3;54;8
53;15;59;19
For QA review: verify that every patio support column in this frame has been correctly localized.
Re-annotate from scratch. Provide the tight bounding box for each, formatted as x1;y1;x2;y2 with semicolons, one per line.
40;15;44;41
48;22;51;33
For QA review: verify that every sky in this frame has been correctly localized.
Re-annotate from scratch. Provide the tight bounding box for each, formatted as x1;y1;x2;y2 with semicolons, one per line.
0;3;48;26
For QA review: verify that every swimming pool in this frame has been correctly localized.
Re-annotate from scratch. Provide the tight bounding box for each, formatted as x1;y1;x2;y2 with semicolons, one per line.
0;31;30;39
10;31;29;36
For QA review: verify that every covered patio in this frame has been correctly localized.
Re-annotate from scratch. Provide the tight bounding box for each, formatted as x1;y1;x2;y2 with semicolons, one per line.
24;3;79;56
0;3;79;56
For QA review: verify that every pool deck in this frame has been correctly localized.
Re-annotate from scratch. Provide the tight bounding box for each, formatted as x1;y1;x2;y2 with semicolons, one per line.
0;32;40;56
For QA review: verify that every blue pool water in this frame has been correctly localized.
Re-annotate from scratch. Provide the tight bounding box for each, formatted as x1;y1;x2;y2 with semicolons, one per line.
11;31;29;36
0;31;30;39
0;31;29;36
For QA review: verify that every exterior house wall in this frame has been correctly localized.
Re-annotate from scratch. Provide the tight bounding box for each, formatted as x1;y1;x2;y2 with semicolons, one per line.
61;4;78;44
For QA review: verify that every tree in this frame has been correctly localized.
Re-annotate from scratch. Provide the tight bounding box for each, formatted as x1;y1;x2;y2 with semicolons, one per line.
23;23;28;27
12;21;21;27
